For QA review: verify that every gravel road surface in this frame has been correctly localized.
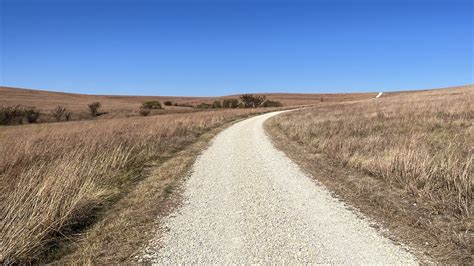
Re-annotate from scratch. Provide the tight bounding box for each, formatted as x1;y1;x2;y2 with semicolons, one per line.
143;111;417;264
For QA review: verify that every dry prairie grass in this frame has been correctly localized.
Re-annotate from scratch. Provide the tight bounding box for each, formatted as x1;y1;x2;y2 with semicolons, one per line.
0;108;276;264
267;85;473;263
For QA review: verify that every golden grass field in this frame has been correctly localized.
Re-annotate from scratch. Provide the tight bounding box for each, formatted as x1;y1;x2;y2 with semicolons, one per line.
1;85;471;263
267;85;473;263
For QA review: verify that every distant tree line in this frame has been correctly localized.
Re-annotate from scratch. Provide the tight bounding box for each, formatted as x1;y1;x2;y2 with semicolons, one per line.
0;101;107;125
157;95;282;111
0;105;40;125
196;94;282;109
1;95;285;124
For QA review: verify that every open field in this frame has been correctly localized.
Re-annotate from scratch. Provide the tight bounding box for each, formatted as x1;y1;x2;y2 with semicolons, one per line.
1;85;472;263
0;107;284;264
0;86;374;121
266;85;473;263
0;86;375;263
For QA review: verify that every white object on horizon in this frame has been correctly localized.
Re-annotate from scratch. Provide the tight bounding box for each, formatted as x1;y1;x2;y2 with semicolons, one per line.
375;92;383;98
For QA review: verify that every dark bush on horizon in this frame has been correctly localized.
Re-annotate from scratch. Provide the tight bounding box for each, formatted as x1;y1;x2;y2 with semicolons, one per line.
196;103;212;109
240;94;266;108
212;100;222;108
141;101;162;110
52;106;71;122
222;98;239;108
262;100;283;107
24;107;41;123
0;106;23;125
0;105;41;125
88;102;103;117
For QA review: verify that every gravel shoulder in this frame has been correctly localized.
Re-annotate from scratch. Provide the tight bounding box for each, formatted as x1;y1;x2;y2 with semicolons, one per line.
142;111;418;264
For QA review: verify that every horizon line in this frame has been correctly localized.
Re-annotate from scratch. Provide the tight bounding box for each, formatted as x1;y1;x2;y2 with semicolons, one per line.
0;83;472;98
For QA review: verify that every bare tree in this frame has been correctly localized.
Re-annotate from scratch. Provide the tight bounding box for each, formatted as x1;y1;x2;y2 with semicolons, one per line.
52;106;68;121
240;94;255;108
239;94;266;108
252;95;266;107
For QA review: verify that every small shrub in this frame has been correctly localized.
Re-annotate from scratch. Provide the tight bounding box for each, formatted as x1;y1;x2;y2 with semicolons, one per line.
64;111;72;121
139;108;150;116
173;103;179;106
222;98;239;108
164;101;173;106
262;100;282;107
142;101;162;109
24;107;41;123
52;106;68;121
222;99;229;108
88;102;102;117
196;103;212;109
0;106;14;125
0;105;24;125
212;100;222;108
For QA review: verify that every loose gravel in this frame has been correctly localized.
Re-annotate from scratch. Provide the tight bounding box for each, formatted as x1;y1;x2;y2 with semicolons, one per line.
142;111;418;264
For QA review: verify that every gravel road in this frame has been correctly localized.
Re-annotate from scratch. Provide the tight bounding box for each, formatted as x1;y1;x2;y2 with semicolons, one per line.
143;111;417;264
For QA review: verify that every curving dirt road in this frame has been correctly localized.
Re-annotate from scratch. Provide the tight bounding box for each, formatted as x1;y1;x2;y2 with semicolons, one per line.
142;111;417;264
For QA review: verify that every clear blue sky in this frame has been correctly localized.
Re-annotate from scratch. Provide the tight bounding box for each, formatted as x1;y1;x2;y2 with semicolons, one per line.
0;0;472;96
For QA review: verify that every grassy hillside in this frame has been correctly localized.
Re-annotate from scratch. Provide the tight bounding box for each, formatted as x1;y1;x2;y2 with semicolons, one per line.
266;85;473;263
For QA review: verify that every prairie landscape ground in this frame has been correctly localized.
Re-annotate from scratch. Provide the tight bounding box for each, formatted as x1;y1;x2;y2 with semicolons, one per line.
0;107;283;263
266;85;473;263
1;85;471;263
1;87;368;263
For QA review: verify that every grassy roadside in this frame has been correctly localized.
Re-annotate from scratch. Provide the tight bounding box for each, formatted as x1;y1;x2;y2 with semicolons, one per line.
265;86;473;264
56;118;242;263
0;108;280;264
